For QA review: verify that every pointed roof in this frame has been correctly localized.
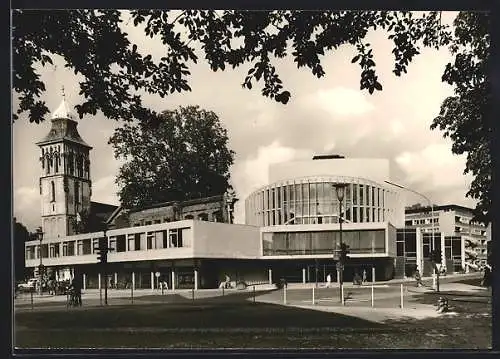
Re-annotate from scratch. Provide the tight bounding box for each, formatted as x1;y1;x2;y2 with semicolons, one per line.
51;97;74;120
36;96;92;149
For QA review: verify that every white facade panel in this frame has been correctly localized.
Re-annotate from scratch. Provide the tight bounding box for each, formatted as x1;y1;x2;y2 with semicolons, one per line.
192;221;261;258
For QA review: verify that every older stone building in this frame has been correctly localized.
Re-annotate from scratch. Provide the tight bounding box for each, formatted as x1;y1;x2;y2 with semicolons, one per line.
106;194;238;229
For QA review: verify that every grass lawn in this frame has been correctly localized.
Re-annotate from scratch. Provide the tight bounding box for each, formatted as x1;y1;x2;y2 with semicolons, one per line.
15;287;492;349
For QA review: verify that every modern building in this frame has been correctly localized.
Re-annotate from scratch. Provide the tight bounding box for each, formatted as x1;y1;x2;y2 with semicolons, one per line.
404;204;489;271
24;98;475;289
244;155;405;282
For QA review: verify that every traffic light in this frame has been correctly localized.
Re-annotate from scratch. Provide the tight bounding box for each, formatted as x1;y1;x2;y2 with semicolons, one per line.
97;249;108;264
339;243;350;264
96;236;108;264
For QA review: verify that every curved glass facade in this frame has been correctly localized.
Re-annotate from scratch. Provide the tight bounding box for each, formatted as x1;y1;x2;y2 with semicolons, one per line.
245;176;397;226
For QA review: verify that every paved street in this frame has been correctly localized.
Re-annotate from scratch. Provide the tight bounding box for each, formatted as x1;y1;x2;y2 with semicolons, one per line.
13;273;491;349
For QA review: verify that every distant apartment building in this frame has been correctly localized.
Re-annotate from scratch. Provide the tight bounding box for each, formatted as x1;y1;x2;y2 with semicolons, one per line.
404;204;489;271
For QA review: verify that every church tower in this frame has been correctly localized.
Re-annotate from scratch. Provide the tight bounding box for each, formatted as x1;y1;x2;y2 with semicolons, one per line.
37;92;92;239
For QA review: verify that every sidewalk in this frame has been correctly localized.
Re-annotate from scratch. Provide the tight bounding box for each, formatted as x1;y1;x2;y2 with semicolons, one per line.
284;272;481;289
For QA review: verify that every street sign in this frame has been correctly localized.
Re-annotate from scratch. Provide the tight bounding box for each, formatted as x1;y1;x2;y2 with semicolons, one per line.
155;272;161;277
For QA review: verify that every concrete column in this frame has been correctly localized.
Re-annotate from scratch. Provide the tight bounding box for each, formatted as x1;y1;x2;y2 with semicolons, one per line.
151;272;154;290
441;233;446;270
83;274;86;290
461;236;466;271
114;272;118;288
132;272;136;290
98;273;101;290
171;270;175;290
416;227;423;272
302;268;306;284
268;269;272;284
194;269;198;290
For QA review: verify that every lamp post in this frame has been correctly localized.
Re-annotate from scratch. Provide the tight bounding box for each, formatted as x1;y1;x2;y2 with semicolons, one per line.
384;181;437;287
333;183;348;302
103;227;108;305
36;227;44;295
225;191;236;224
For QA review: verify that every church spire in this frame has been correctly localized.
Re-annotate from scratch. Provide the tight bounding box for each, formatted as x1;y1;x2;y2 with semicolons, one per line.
51;86;74;120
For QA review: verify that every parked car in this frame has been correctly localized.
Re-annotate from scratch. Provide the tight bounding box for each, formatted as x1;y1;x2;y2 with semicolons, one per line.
17;278;37;292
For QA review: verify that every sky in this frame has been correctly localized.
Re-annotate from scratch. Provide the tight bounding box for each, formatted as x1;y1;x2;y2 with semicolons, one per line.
12;10;477;231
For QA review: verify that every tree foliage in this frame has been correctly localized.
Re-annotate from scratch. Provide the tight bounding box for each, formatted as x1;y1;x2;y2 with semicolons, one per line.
13;218;30;281
430;12;491;225
109;106;234;208
13;10;450;123
72;209;108;234
13;10;492;225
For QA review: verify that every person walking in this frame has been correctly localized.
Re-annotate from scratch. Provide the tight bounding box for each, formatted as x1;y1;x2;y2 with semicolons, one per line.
362;269;367;284
70;277;82;306
326;273;332;288
414;269;423;288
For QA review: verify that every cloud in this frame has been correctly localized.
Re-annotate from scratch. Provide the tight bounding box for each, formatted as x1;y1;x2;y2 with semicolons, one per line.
13;187;40;231
305;87;375;118
394;143;475;206
92;176;120;206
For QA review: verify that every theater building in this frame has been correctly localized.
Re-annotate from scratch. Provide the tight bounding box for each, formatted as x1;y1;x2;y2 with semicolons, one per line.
245;155;405;283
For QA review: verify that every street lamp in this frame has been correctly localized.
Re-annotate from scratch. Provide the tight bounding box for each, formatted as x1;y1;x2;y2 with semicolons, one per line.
36;227;44;295
333;182;348;303
384;181;437;287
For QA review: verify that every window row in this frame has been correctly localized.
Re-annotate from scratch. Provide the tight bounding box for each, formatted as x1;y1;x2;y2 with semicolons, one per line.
405;218;439;226
262;229;386;256
25;228;190;260
41;148;89;178
254;183;386;210
246;181;391;226
257;206;387;226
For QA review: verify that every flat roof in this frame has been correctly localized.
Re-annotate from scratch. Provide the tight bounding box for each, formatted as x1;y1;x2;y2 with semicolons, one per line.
405;204;474;214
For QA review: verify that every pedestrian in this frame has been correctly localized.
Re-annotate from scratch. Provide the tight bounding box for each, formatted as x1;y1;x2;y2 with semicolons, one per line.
353;271;362;286
326;273;332;288
414;269;423;287
362;269;367;284
70;277;82;306
225;274;231;289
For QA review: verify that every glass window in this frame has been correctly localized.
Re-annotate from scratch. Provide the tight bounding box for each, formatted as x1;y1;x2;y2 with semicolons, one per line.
397;242;404;256
353;207;358;223
353;184;358;205
51;181;55;202
373;230;385;252
359;185;364;205
451;238;461;255
271;188;275;209
360;207;364;223
113;235;125;252
302;183;309;216
366;185;371;206
275;187;280;209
